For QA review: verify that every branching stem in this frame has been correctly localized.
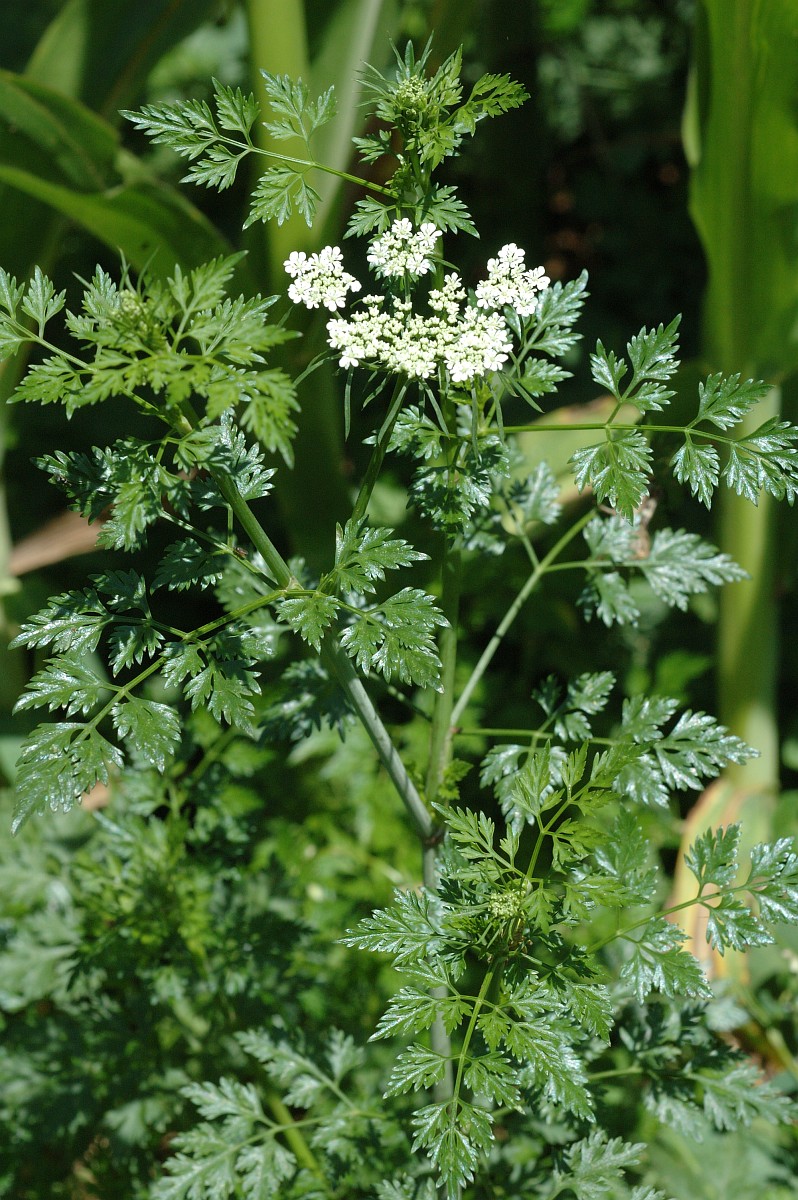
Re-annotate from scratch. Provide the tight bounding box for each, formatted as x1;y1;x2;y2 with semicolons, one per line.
450;508;596;729
264;1090;324;1176
211;467;434;840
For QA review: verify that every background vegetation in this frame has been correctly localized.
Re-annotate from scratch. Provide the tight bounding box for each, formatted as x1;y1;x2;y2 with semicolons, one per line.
1;1;798;1196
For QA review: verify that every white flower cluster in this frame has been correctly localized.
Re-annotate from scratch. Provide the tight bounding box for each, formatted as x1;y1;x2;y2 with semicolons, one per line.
366;219;439;278
326;272;513;383
284;246;361;311
475;243;550;317
284;222;551;386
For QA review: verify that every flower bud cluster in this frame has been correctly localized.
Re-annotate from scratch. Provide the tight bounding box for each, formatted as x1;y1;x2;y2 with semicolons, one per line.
284;220;549;385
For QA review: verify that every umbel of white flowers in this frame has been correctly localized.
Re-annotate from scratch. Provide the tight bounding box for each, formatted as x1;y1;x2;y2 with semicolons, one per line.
284;220;550;384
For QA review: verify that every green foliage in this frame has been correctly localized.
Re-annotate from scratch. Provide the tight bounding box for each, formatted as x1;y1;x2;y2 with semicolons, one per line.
341;771;798;1194
151;1028;393;1200
2;256;299;459
580;518;748;625
570;327;798;519
4;31;798;1200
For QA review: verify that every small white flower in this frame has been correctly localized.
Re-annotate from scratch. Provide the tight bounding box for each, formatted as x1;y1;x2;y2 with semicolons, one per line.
283;245;361;311
366;219;442;278
312;228;520;384
476;244;550;317
283;251;308;278
442;309;512;383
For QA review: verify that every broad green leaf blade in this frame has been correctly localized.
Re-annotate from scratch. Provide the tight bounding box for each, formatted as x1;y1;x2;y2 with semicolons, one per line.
25;0;219;119
0;72;231;273
0;164;229;276
687;2;798;378
686;3;798;790
0;69;117;190
306;0;400;236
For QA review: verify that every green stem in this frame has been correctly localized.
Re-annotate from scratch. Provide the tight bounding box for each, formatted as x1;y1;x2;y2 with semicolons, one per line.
205;131;392;198
717;389;780;793
450;507;595;729
421;536;462;1106
321;639;434;840
349;380;407;526
212;468;434;840
446;961;496;1200
422;839;454;1104
264;1090;325;1176
587;1065;644;1082
213;473;294;588
424;541;462;808
586;880;756;955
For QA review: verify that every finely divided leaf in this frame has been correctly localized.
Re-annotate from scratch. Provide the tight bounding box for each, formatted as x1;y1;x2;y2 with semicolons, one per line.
639;529;747;610
692;372;769;430
625;316;680;411
11;588;112;654
580;571;640;628
617;694;680;744
590;341;627;398
341;889;442;966
15;656;108;716
567;672;615;716
150;1125;239;1200
516;358;571;400
112;697;181;771
259;71;336;142
685;824;742;890
509;744;559;823
510;1021;593;1119
108;622;164;673
532;271;589;357
410;1099;493;1194
458;71;528;126
696;1061;796;1131
671;437;720;506
341;589;446;689
386;1044;447;1095
463;1052;521;1107
593;809;657;905
182;1076;263;1122
13;722;123;833
21;266;66;334
550;1132;644;1200
748;837;798;924
374;974;469;1042
0;266;25;316
570;431;652;519
246;166;321;228
183;658;260;732
153;539;227;593
654;711;752;791
330;519;427;596
279;592;339;651
506;462;562;527
723;417;798;503
212;80;261;137
619;918;712;1001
